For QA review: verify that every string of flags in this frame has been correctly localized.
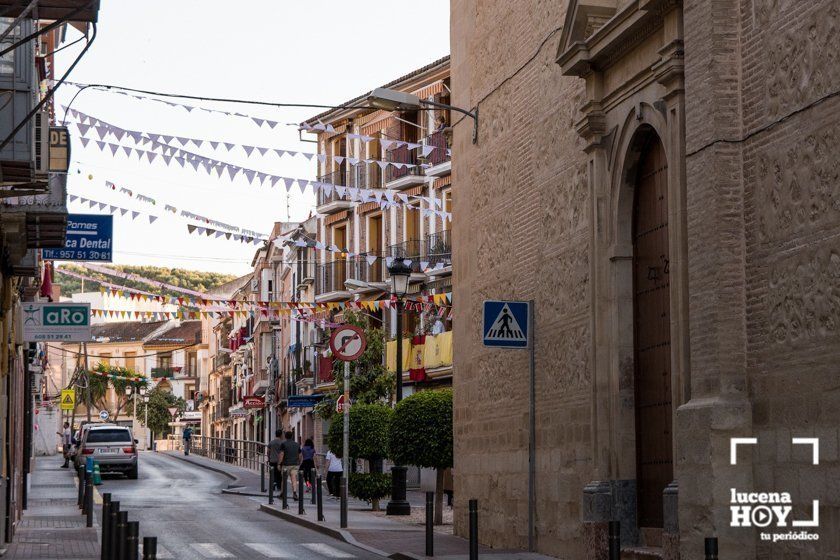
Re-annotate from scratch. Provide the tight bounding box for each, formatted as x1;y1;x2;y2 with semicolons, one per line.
66;108;447;169
102;180;268;238
75;262;208;298
65;110;453;221
297;123;451;158
55;266;454;312
67;193;267;245
62;82;284;130
288;234;452;271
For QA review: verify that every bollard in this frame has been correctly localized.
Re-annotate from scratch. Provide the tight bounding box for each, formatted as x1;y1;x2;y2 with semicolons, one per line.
316;475;324;522
77;465;85;508
268;465;275;505
101;499;112;560
261;463;266;493
608;521;620;560
281;469;289;510
298;473;305;514
117;511;128;560
142;536;157;560
468;499;478;560
84;472;94;527
109;501;120;560
425;491;434;557
311;469;316;505
704;537;718;560
127;521;139;560
340;477;348;529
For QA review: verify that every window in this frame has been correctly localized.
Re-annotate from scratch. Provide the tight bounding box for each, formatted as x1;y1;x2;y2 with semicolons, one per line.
86;429;131;443
368;214;383;254
124;352;136;373
158;354;172;370
187;352;197;376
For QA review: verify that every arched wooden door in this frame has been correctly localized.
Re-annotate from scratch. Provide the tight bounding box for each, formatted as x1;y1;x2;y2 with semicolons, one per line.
632;135;673;529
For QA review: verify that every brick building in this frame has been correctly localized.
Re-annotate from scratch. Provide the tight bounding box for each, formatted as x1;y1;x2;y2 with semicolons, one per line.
451;0;839;558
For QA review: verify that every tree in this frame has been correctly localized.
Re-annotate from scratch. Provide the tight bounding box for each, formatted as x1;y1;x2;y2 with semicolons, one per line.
314;310;393;420
327;403;393;510
81;364;147;420
390;389;453;524
137;386;185;440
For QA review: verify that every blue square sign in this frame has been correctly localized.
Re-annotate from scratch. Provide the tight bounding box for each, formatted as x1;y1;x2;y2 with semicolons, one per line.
483;300;530;348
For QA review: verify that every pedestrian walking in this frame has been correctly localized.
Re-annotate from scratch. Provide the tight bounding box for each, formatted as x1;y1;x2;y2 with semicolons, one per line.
278;431;301;501
267;429;284;491
182;426;193;456
300;438;316;492
324;447;343;497
57;422;72;468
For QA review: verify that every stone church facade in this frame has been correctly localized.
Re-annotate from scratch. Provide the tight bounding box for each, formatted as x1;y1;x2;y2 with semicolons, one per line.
451;0;840;558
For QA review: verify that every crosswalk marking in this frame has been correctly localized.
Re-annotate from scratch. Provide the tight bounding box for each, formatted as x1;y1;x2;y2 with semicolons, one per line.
191;543;235;558
301;543;356;558
155;546;174;559
244;543;292;558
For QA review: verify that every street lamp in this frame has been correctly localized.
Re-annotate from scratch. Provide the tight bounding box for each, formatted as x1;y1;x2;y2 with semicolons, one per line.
366;87;479;144
386;257;412;516
141;392;150;450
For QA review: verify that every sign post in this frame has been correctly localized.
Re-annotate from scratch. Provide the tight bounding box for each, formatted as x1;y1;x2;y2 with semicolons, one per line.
482;300;535;551
329;325;366;530
60;389;75;411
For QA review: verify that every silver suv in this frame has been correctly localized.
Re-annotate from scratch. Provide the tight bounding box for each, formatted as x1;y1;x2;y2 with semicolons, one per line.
76;425;138;479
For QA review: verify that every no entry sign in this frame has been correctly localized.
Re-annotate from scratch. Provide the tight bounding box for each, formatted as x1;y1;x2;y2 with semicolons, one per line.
330;325;366;362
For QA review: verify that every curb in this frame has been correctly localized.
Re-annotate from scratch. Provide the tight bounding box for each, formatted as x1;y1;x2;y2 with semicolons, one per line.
258;504;395;559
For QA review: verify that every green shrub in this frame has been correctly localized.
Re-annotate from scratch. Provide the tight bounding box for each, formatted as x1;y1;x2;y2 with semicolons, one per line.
349;472;391;510
389;389;453;469
327;403;393;461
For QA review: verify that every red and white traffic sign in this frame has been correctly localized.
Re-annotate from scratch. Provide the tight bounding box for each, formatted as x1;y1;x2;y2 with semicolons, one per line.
335;394;349;414
329;325;366;362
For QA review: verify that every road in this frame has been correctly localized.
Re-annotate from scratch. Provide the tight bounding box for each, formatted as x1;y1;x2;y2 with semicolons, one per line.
98;451;381;560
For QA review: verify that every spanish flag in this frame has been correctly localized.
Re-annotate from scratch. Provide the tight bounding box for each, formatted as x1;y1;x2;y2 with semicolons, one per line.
409;335;427;382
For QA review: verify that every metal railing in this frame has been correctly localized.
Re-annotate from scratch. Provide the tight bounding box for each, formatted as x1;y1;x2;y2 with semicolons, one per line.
426;229;451;266
352;162;381;190
315;260;348;295
191;436;266;471
349;252;386;283
421;131;450;167
316;169;349;207
213;353;231;371
385;145;422;183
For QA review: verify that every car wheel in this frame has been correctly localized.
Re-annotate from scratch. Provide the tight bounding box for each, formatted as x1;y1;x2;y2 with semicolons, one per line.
127;465;138;480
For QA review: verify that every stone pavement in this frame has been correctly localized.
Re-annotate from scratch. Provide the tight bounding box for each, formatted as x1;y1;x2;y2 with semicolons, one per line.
163;451;557;560
3;456;99;560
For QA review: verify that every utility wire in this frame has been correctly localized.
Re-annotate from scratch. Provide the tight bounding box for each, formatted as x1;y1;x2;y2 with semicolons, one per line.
47;342;200;360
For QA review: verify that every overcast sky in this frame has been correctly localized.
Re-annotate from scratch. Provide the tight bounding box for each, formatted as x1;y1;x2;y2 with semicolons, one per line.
53;0;450;275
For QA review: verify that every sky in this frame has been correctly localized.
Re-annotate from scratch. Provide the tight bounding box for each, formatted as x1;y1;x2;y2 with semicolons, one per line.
53;0;450;275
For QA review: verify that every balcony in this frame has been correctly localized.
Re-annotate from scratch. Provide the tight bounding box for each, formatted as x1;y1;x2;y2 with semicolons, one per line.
315;261;351;302
151;367;181;379
421;131;451;177
316;169;352;214
213;353;231;372
385;146;425;190
343;253;387;292
426;229;451;269
353;163;381;190
0;1;101;21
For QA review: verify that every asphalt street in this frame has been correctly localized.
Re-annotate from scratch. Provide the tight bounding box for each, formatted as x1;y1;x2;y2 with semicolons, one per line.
98;451;382;560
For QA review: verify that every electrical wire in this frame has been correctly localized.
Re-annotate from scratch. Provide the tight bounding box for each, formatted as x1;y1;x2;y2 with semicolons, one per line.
42;34;86;57
47;342;200;359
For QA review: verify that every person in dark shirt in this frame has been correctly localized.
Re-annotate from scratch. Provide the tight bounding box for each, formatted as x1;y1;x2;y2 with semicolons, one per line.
300;438;316;491
266;429;284;491
278;431;301;500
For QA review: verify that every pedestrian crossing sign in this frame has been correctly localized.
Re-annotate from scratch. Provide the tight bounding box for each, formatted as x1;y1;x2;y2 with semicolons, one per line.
60;389;75;411
483;300;530;348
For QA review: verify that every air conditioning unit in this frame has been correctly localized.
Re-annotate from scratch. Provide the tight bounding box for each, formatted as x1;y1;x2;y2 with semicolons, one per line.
34;109;49;178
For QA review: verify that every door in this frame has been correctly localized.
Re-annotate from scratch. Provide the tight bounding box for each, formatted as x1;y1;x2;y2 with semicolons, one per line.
632;136;673;528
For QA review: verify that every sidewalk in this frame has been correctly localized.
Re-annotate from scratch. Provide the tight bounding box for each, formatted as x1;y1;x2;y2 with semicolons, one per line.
2;456;99;560
162;451;557;560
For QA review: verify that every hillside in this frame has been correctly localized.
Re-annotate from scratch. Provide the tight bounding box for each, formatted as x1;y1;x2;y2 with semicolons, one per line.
54;264;237;298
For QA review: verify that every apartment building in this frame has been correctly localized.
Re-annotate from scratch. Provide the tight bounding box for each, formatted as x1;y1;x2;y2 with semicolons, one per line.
302;56;454;399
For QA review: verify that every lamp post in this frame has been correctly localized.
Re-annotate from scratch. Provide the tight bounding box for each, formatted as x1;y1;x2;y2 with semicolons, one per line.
126;385;136;438
366;87;479;144
141;391;150;450
386;258;412;515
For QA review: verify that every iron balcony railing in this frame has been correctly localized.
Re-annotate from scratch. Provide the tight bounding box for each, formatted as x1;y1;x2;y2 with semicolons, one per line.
385;145;423;183
316;168;349;207
353;163;382;190
388;239;424;259
421;131;450;167
213;353;231;371
426;229;452;266
315;260;348;295
350;252;386;283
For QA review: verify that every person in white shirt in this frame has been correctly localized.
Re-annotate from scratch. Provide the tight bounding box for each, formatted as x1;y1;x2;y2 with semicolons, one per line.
324;448;343;497
56;422;72;468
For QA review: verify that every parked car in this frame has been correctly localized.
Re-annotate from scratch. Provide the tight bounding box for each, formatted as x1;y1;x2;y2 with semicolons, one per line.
75;425;138;479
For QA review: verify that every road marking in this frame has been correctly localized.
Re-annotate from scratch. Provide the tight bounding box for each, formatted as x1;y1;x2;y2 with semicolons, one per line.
244;543;292;557
190;543;235;558
301;543;355;558
155;546;174;559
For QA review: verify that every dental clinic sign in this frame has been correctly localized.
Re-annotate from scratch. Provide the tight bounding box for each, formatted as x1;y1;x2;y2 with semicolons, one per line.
21;302;91;342
730;437;820;543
